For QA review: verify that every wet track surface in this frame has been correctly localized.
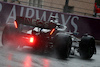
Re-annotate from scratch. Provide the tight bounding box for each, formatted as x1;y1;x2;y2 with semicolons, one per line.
0;31;100;67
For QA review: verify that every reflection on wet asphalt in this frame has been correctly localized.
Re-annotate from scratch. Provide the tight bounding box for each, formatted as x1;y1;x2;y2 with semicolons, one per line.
24;55;32;67
42;58;50;67
0;46;99;67
0;47;51;67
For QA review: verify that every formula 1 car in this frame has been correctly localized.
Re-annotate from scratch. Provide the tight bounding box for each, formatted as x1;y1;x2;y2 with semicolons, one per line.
2;16;96;59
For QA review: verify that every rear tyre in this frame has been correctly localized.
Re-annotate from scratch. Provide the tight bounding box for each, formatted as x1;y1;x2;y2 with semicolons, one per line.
54;33;72;59
2;25;19;49
79;35;96;59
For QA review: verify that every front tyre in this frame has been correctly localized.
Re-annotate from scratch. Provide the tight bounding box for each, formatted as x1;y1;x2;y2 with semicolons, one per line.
79;35;96;59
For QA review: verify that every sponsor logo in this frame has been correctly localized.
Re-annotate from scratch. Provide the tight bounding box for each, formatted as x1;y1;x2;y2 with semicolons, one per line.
0;3;79;33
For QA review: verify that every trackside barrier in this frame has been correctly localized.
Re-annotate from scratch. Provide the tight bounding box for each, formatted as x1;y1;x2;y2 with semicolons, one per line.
0;1;100;40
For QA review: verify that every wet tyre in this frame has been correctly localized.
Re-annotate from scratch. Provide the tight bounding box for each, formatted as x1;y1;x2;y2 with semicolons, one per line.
79;35;96;59
2;25;19;48
54;33;72;59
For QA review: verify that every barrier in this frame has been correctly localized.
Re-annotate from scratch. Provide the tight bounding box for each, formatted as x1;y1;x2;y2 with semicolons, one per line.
0;1;100;40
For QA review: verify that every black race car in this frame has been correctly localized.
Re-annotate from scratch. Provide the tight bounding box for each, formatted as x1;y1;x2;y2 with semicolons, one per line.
2;16;96;59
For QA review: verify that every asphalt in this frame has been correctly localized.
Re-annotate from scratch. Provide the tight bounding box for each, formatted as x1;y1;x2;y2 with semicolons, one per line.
0;31;100;67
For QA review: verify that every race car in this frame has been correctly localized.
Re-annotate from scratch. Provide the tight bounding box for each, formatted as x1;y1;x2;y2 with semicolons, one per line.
2;16;96;59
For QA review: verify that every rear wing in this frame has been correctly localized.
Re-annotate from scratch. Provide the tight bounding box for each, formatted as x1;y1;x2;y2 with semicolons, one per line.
16;16;57;29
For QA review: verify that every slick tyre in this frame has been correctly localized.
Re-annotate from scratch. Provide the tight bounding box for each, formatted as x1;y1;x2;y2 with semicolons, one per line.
54;33;72;59
79;35;96;59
